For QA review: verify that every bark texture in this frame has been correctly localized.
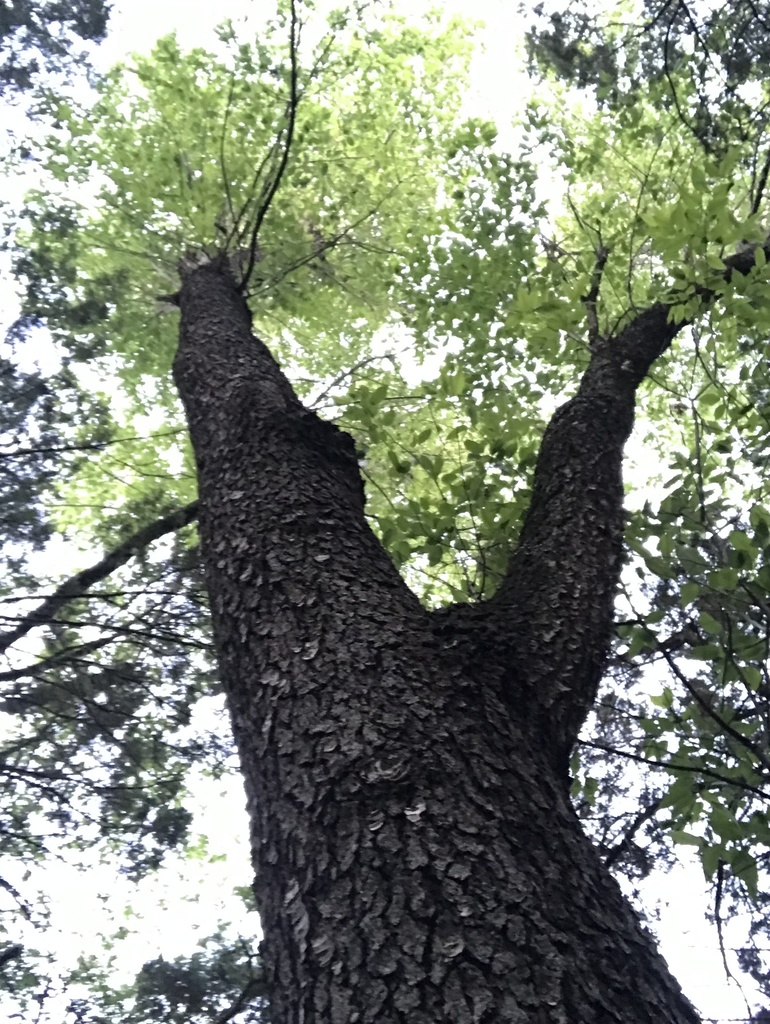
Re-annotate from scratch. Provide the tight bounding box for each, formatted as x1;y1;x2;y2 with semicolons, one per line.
172;258;699;1023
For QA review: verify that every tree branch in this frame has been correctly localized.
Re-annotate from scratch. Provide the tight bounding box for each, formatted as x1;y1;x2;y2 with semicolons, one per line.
582;241;610;348
213;972;266;1024
218;70;238;243
0;502;199;657
238;0;300;292
660;647;770;773
483;237;770;770
581;739;770;801
603;795;663;869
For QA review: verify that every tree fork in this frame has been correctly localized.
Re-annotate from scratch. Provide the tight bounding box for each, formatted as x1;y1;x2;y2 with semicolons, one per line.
172;257;700;1023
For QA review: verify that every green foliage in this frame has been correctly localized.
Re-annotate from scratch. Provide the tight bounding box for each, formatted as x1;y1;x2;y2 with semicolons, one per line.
14;5;490;558
526;0;770;158
20;12;473;381
66;934;264;1023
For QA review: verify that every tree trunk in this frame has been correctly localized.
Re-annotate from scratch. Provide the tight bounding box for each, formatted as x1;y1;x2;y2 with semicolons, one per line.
172;258;700;1023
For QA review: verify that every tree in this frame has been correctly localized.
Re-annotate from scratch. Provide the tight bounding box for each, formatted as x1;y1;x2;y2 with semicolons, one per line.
5;0;770;1019
0;0;109;97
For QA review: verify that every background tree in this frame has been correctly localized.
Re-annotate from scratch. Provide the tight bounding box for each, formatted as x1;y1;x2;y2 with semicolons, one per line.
0;0;109;97
4;0;770;1019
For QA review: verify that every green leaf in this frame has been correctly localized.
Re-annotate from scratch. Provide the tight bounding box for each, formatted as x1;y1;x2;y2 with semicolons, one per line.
698;612;723;635
447;370;467;397
671;830;703;848
730;849;759;898
701;844;722;879
650;687;675;709
742;666;762;692
707;567;739;590
709;805;742;842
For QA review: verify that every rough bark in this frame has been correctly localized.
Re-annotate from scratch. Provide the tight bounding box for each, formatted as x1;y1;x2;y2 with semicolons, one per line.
172;257;699;1023
486;305;679;772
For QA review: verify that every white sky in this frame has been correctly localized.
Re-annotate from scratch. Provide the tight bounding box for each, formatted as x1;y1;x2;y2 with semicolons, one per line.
2;1;764;1021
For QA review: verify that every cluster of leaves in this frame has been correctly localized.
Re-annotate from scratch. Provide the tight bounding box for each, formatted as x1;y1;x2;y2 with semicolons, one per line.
1;921;264;1024
65;932;265;1024
526;0;770;160
0;531;222;863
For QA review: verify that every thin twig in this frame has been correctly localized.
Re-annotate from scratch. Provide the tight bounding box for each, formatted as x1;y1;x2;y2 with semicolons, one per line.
213;974;266;1024
714;861;755;1022
581;738;769;800
660;648;770;773
604;796;663;868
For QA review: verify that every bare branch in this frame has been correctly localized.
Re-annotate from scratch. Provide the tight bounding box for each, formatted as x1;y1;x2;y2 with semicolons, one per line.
660;647;770;773
603;796;663;869
245;182;408;301
581;739;770;801
310;353;394;409
238;0;300;292
0;428;186;461
0;502;199;657
213;972;266;1024
214;70;240;249
713;861;755;1021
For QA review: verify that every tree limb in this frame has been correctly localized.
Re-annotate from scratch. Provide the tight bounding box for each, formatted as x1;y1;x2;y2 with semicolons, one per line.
0;502;199;657
582;241;610;348
238;0;300;292
603;795;663;869
484;237;770;769
218;70;238;243
581;739;770;801
213;972;266;1024
660;647;770;773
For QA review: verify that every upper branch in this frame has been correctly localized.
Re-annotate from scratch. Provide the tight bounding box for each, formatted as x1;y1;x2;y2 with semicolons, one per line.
482;240;770;771
582;242;610;347
237;0;300;292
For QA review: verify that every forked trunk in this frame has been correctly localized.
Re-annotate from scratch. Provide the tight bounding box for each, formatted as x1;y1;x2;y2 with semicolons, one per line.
172;258;699;1024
